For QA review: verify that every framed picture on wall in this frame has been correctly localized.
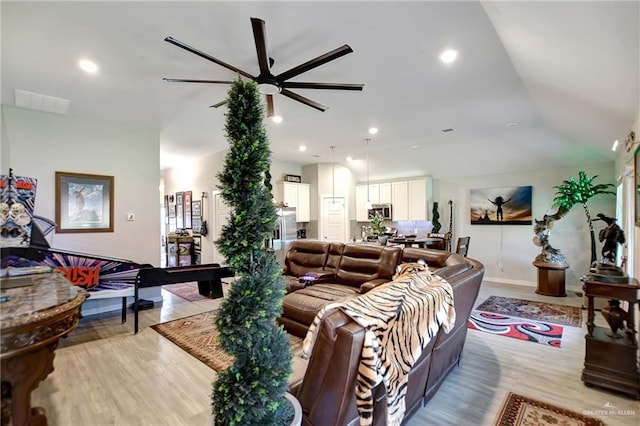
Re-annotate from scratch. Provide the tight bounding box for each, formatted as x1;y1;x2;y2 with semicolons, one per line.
469;185;533;225
191;200;202;233
176;192;184;229
55;171;114;233
183;191;192;229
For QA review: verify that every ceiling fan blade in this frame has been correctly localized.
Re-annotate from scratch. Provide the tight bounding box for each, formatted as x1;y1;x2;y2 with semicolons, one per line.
164;36;254;80
163;78;234;84
250;18;270;75
281;89;327;112
266;95;274;117
276;45;353;82
210;100;228;108
282;82;364;91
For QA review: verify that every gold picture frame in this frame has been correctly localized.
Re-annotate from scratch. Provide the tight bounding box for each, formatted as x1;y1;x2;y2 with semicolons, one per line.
55;171;114;233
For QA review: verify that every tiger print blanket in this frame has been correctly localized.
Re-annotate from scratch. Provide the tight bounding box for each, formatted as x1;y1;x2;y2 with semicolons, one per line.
302;264;455;426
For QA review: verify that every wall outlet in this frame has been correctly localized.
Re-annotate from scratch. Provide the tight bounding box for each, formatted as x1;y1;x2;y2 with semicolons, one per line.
127;213;135;221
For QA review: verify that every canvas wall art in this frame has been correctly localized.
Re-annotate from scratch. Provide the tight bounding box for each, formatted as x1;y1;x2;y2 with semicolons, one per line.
470;186;532;225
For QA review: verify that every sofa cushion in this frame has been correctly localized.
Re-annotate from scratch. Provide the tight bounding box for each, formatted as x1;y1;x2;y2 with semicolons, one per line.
284;240;331;277
335;245;400;287
282;284;360;326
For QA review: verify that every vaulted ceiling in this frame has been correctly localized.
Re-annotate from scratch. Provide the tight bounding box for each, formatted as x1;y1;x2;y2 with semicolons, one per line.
2;1;638;181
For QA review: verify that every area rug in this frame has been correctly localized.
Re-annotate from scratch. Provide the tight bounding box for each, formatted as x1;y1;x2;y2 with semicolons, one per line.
151;310;303;372
494;392;606;425
468;311;564;347
475;295;582;327
161;282;208;302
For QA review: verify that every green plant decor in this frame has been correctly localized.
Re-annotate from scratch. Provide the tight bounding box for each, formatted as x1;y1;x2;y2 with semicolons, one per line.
369;211;386;235
431;202;441;233
553;171;615;266
212;79;292;425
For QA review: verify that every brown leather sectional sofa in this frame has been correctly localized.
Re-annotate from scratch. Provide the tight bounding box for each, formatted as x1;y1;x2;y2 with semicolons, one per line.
279;240;485;426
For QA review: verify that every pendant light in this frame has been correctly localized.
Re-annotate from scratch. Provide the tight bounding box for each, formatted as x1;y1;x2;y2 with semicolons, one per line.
365;138;372;210
330;145;336;205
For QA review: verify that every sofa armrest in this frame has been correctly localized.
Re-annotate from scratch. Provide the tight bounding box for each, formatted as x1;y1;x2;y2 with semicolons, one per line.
359;278;391;293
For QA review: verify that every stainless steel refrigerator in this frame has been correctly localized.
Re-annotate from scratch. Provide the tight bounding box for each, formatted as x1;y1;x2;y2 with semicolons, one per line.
272;207;297;266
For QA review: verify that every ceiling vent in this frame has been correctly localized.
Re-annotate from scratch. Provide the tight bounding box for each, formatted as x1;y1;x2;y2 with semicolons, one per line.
441;128;455;133
14;89;71;114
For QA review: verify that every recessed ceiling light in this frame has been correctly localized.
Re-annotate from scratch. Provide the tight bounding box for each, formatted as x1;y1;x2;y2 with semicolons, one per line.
439;49;458;64
410;145;419;149
299;145;307;152
368;127;378;135
271;115;283;124
79;59;98;73
611;140;619;151
506;122;520;128
441;128;455;133
346;156;353;161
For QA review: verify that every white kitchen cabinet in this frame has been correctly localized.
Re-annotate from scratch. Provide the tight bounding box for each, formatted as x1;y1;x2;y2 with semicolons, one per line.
355;185;369;221
379;182;392;204
391;181;408;221
368;183;380;204
277;182;310;222
407;177;433;221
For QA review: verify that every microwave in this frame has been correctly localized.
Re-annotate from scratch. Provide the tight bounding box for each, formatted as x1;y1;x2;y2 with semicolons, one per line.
368;204;392;220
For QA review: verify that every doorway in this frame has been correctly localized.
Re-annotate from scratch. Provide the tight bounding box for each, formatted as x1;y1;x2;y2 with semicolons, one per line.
213;191;230;265
320;195;348;242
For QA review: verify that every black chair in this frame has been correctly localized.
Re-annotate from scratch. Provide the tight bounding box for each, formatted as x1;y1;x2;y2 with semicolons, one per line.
456;236;470;257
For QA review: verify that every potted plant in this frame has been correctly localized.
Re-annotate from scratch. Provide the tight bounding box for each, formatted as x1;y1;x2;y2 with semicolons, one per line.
212;79;294;425
369;211;388;245
552;170;614;267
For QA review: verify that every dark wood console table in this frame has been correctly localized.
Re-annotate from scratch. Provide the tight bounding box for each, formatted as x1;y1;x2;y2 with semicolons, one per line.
1;271;87;426
581;276;640;399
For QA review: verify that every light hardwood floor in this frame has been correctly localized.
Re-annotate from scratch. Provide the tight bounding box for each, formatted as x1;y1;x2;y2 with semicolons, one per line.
30;281;639;425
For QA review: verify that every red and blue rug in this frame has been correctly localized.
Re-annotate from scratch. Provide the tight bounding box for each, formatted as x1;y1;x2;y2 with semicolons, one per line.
468;310;564;348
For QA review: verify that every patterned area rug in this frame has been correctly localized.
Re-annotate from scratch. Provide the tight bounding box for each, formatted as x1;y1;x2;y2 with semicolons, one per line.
151;310;303;372
475;295;583;327
494;392;606;425
162;282;208;302
468;311;564;347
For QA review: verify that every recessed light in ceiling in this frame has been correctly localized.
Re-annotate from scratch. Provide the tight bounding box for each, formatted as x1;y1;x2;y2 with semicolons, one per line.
368;127;378;135
299;145;307;152
410;145;419;149
346;156;353;161
441;128;455;133
312;154;321;158
271;115;283;124
79;59;98;73
506;122;520;128
439;49;458;64
611;140;619;151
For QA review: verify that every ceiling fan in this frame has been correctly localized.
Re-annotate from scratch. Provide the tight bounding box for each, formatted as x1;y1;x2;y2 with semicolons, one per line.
163;17;364;116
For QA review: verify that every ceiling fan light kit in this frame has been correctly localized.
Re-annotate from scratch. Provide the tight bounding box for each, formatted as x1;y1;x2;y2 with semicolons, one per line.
163;17;364;116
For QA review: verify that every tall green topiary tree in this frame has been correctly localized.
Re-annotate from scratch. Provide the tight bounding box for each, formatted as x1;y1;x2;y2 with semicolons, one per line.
212;79;292;425
553;171;615;266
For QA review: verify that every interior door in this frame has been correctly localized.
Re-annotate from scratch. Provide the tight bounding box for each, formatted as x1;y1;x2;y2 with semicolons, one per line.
321;196;347;242
213;192;230;265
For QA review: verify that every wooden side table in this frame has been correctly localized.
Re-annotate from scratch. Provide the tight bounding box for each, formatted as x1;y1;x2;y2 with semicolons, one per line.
581;276;640;399
532;261;568;297
1;271;87;426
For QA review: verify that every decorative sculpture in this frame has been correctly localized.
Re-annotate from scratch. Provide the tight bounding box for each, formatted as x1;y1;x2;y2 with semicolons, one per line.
601;299;628;338
431;202;441;233
594;213;626;264
532;209;567;265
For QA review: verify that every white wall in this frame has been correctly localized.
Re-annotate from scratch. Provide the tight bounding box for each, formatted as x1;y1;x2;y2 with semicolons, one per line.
437;162;616;290
1;105;161;313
